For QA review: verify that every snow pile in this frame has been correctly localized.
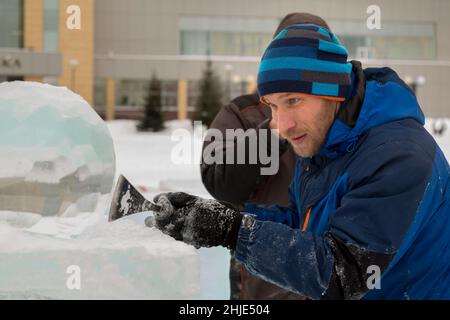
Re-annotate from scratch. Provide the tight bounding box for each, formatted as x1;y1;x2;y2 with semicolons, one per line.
0;81;115;216
164;119;194;132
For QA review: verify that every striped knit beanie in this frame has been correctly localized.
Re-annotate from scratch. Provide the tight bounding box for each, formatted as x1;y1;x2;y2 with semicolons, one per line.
257;24;352;102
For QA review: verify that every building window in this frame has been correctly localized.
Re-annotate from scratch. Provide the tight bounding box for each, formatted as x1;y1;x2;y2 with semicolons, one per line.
115;79;178;111
179;16;277;57
180;16;436;60
44;0;59;52
187;80;200;109
94;78;107;108
329;20;436;60
0;0;23;48
181;31;210;56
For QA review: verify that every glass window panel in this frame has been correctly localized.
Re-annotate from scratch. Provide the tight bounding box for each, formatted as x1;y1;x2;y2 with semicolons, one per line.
240;32;272;56
44;0;59;51
181;31;209;55
370;36;436;60
179;16;278;33
94;78;106;107
0;0;23;48
330;20;436;60
211;32;239;56
340;35;368;59
116;79;178;109
179;16;276;56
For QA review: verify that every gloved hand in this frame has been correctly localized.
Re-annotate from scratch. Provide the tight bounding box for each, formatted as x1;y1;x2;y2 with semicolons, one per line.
146;192;243;250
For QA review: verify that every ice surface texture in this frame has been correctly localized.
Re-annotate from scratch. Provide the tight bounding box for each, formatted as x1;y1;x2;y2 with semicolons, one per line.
0;82;115;216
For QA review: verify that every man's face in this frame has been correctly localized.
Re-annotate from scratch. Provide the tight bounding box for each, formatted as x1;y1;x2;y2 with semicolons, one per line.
262;92;339;157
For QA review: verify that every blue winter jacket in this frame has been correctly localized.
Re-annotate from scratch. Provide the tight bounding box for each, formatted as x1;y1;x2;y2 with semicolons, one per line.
234;61;450;300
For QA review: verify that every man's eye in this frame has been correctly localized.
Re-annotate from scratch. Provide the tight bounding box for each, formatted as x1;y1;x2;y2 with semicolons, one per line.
287;98;302;105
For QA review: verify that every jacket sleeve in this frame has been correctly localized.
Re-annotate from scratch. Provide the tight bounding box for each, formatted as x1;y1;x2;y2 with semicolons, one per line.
242;182;300;227
201;103;284;206
234;141;434;299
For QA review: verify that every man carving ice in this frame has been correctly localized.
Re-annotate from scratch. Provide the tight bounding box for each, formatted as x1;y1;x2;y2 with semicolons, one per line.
148;22;450;299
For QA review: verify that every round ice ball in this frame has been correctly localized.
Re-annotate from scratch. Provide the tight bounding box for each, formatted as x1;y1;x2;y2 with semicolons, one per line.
0;81;116;216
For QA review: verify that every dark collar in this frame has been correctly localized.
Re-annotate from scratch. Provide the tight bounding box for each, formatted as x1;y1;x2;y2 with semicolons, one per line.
336;60;366;128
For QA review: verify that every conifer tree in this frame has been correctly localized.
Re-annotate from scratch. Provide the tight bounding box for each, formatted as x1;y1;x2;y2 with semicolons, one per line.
194;60;223;127
137;73;164;132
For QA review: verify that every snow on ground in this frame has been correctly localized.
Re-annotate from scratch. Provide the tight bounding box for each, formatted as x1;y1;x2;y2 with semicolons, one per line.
108;120;230;300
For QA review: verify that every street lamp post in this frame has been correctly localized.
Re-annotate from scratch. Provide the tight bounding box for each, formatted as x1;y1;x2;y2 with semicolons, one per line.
224;64;233;101
405;75;426;96
232;74;245;96
69;58;79;92
246;75;256;94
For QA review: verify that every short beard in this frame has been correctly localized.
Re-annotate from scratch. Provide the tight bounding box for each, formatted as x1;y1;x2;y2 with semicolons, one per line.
291;100;338;158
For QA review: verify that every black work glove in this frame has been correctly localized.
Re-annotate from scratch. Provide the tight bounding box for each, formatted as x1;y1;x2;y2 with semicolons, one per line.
146;192;243;250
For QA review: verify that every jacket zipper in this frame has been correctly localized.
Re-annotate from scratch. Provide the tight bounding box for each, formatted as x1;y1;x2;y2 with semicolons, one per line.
302;208;312;231
298;157;328;230
298;163;312;229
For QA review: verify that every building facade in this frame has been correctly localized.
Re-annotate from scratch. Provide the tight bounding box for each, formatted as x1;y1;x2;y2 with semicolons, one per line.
1;0;449;119
0;0;93;104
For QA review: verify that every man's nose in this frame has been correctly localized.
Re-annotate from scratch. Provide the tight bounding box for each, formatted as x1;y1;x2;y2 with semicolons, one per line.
276;109;296;137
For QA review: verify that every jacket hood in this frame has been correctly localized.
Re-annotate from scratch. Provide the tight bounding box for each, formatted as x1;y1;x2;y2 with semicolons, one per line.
319;61;425;158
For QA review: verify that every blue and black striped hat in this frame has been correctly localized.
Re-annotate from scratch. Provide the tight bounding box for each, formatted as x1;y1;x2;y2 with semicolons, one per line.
257;24;352;102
